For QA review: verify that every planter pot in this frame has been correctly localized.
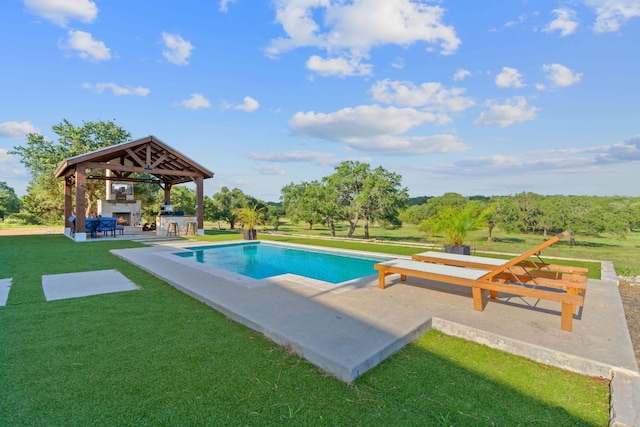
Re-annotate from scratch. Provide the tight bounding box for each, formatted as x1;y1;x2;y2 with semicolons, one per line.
242;229;257;240
444;244;471;255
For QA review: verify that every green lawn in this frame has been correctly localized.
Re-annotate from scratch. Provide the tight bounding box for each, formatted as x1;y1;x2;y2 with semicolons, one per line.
0;234;609;425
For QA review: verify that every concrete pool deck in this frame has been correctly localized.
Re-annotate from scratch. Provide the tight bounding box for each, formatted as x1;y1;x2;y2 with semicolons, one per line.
111;241;640;426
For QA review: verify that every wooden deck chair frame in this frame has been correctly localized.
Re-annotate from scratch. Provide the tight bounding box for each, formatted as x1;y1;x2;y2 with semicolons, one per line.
375;231;587;332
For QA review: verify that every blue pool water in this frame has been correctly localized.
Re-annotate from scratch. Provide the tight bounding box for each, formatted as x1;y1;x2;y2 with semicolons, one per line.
175;242;390;284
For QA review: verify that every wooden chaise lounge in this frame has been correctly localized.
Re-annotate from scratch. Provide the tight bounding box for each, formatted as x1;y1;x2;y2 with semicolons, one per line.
374;231;587;332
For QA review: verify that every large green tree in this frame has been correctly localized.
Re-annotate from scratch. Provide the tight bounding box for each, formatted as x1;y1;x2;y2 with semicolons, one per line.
10;119;131;221
207;187;252;229
0;181;21;220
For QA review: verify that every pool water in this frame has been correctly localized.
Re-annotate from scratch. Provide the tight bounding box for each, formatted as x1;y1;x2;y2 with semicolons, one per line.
175;242;390;284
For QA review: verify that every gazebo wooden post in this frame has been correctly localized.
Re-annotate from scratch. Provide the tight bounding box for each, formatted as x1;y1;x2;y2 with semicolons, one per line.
64;176;73;235
75;167;87;241
195;176;204;235
163;183;172;206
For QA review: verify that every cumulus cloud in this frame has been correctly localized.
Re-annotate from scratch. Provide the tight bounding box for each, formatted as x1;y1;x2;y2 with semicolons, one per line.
473;96;539;127
251;165;286;175
543;8;579;36
370;79;475;113
222;96;260;112
453;69;471;81
585;0;640;32
24;0;98;27
61;30;111;61
219;0;237;13
289;104;468;155
495;67;525;88
0;121;40;139
247;151;341;166
236;96;260;112
162;32;194;65
267;0;460;76
180;93;211;109
82;82;150;96
306;55;373;77
542;63;583;87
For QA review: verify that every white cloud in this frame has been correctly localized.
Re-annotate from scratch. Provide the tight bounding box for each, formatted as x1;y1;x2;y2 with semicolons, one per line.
61;30;111;61
222;96;260;112
417;154;597;177
413;135;640;178
247;151;341;166
453;69;471;81
473;96;539;128
495;67;525;88
289;104;469;155
82;82;150;96
162;32;194;65
252;165;286;175
306;55;373;77
0;121;40;139
595;135;640;163
542;63;583;87
0;149;25;178
219;0;237;13
180;93;211;110
290;105;437;139
24;0;98;27
370;79;475;113
267;0;461;76
543;8;579;36
236;96;260;112
585;0;640;32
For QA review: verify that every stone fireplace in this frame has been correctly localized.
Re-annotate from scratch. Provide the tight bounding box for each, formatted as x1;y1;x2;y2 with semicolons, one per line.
97;181;142;226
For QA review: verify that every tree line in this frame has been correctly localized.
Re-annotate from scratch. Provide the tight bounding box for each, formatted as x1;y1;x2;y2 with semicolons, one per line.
3;119;639;239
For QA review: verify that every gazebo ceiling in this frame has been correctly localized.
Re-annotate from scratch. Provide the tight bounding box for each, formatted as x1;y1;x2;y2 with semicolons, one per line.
54;135;214;185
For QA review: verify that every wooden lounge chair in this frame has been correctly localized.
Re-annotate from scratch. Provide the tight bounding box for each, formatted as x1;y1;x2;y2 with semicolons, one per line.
374;231;587;332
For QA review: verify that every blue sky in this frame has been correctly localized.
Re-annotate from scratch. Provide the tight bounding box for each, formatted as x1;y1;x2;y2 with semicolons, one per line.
1;0;639;202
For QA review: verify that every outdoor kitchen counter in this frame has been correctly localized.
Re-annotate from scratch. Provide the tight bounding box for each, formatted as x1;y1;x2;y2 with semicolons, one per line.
156;215;198;237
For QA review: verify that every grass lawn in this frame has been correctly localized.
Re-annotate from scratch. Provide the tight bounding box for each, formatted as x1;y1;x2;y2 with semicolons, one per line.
0;235;609;425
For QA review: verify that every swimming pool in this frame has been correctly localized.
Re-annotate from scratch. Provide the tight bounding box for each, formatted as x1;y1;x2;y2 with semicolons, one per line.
174;242;391;284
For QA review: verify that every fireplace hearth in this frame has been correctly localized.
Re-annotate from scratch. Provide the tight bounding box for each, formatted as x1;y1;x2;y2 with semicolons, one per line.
113;212;131;226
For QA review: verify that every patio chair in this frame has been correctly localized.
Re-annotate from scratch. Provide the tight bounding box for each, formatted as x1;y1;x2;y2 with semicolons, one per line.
374;231;587;332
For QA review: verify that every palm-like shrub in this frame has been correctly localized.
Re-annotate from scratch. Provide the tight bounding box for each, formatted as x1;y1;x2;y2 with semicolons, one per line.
418;202;491;247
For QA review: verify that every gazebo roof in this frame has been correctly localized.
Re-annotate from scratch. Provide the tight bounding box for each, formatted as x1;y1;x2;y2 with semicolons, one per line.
54;135;214;185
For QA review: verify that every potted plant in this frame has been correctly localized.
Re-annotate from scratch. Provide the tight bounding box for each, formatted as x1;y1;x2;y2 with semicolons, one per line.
418;202;491;255
234;204;265;240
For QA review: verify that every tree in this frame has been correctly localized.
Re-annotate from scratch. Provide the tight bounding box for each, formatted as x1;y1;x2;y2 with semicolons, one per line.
0;181;21;220
281;181;324;229
208;187;250;229
322;161;370;237
10;119;131;221
169;186;197;215
358;166;408;238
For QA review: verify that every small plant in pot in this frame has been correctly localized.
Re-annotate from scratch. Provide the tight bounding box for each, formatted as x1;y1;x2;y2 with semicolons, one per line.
234;204;266;240
418;202;492;255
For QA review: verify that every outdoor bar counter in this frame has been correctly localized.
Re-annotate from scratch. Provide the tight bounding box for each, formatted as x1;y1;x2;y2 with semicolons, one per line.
155;215;198;237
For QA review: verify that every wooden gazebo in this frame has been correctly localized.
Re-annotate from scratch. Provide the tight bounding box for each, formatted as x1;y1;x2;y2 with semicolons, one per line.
54;135;214;241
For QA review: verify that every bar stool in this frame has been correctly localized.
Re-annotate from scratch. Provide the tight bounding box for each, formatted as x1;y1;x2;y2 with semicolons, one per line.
167;221;179;237
186;221;197;236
